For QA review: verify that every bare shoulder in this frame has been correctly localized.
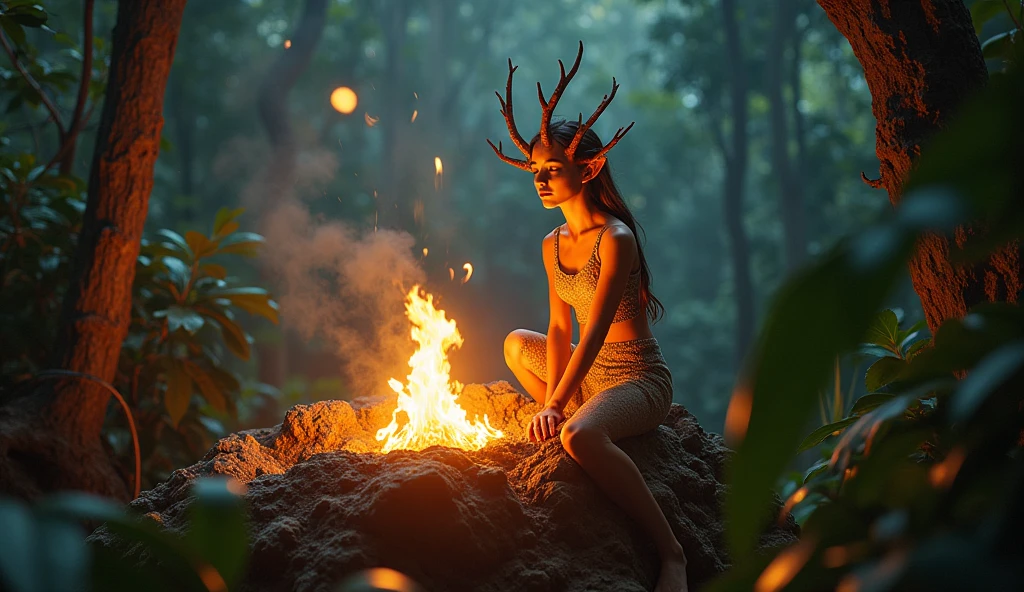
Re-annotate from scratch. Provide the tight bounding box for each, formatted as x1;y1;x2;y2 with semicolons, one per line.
541;227;559;263
598;223;638;264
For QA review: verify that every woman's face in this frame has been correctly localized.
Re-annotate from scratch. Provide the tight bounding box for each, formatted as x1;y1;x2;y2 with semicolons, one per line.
529;140;594;209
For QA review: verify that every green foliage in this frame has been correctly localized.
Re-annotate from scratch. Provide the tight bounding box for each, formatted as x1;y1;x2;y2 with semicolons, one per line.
971;0;1023;70
711;42;1024;591
0;477;249;592
0;478;423;591
115;207;278;486
0;151;84;383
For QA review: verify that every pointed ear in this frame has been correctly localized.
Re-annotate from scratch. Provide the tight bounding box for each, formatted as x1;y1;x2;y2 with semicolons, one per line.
580;157;606;183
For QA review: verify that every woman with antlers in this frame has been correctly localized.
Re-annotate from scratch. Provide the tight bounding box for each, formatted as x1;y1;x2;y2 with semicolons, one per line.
495;42;689;591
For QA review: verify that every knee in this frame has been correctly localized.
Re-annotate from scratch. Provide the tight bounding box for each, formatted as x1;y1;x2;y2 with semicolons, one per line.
560;421;605;459
503;329;526;368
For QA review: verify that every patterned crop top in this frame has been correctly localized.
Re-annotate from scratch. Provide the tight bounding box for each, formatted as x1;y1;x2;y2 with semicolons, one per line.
553;224;643;326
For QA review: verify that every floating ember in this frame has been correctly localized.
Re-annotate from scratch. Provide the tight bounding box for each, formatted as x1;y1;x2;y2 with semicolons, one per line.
376;286;503;452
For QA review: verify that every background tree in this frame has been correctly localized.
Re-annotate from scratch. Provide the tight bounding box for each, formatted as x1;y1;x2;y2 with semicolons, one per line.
0;0;188;500
815;0;1021;328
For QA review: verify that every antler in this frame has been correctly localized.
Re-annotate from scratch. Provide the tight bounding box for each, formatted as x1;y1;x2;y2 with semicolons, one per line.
485;58;531;171
537;40;584;148
565;76;635;163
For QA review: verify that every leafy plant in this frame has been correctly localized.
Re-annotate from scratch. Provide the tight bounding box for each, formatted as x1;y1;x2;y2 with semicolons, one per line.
112;207;278;486
0;151;84;385
712;38;1024;591
971;0;1023;70
0;477;249;592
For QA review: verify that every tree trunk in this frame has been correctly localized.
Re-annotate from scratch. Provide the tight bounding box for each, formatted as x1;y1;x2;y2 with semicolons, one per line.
768;0;807;271
168;73;196;222
377;2;412;231
815;0;1021;330
0;0;187;501
721;0;756;364
256;0;329;206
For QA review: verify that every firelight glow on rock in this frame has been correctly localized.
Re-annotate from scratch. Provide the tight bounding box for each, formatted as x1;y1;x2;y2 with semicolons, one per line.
376;285;503;452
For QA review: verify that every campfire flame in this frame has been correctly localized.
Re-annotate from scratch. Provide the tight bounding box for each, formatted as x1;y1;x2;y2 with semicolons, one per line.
376;285;503;452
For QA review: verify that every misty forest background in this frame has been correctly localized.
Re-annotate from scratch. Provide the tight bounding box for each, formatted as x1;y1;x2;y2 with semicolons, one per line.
1;0;1015;488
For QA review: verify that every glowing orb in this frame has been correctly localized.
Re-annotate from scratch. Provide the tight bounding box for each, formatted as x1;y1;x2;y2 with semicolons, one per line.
330;86;358;114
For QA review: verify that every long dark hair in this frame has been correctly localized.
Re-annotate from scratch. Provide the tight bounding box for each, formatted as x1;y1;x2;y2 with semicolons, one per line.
531;119;665;323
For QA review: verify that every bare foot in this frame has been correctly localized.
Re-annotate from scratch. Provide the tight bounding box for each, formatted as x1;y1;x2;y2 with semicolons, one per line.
654;555;688;592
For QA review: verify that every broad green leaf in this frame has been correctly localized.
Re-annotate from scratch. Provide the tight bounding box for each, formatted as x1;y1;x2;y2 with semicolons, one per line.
161;257;191;294
157;306;205;334
724;228;912;558
36;517;89;592
182;360;227;413
971;0;1010;34
982;30;1018;60
802;460;830;484
155;229;193;260
866;356;906;391
0;16;27;47
797;417;859;452
212;207;244;236
213;221;239;240
206;287;279;324
40;493;217;591
186;478;249;589
5;3;46;27
200;263;227;280
184;231;216;260
950;340;1024;423
205;365;242;397
165;360;193;427
215;232;264;257
200;308;251;360
0;499;37;592
850;392;895;416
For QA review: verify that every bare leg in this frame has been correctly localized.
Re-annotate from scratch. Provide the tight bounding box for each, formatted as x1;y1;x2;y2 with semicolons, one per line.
503;329;549;404
561;422;688;592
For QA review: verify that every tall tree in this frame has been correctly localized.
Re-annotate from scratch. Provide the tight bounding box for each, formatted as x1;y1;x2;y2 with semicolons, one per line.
720;0;756;363
767;0;807;271
377;2;412;231
0;0;188;500
253;0;329;389
815;0;1021;330
256;0;329;207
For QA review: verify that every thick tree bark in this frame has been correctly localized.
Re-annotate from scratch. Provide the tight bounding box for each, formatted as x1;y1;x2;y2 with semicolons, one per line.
721;0;756;363
0;0;187;501
768;0;807;271
816;0;1021;330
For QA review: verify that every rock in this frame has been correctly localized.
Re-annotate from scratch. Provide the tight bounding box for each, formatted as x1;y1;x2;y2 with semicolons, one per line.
91;381;798;591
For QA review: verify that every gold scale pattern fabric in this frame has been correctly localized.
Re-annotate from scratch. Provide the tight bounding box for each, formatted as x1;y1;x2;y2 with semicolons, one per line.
553;224;643;326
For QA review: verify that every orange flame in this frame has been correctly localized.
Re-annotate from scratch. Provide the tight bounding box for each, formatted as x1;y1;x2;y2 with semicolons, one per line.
755;538;816;592
284;39;292;49
434;157;443;190
462;263;473;284
376;286;503;452
411;109;418;122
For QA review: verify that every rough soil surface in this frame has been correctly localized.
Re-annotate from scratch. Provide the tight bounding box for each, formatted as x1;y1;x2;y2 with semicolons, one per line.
91;382;798;591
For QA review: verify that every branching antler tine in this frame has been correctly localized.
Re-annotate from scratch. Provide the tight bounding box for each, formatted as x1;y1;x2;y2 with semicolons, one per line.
486;138;532;171
578;121;635;164
540;40;585;147
566;76;621;160
496;58;530;157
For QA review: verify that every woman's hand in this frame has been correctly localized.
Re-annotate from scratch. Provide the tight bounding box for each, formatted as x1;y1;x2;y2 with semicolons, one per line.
528;405;565;442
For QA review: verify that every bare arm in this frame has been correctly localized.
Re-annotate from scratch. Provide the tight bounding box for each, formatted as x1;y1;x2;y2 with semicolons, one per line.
542;231;573;405
545;226;638;412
